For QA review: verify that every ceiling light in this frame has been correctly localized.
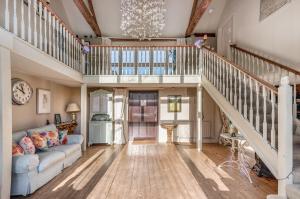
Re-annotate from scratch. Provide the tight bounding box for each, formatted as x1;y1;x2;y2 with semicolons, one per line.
208;8;214;14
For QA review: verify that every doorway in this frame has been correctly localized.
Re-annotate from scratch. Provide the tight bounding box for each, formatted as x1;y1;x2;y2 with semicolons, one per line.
128;91;158;141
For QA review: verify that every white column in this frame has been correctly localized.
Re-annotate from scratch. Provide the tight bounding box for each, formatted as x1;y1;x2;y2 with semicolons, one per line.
0;46;12;199
278;76;293;197
80;84;87;151
196;84;203;151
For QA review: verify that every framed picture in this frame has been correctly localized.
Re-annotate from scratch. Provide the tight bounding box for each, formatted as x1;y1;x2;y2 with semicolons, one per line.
54;114;61;125
37;89;51;114
168;95;181;112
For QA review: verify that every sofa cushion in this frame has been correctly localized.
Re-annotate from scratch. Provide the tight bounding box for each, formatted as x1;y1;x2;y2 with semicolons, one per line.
30;132;48;151
37;151;65;172
19;136;36;154
12;131;27;144
12;154;39;173
27;124;57;136
50;144;81;157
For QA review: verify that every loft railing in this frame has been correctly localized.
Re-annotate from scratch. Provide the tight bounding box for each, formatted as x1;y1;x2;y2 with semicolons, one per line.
230;44;299;120
1;0;83;72
84;45;201;76
203;46;278;149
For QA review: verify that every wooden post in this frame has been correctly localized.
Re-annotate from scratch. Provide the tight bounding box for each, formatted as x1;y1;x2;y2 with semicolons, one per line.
278;76;293;197
0;46;12;199
197;84;203;151
80;84;87;151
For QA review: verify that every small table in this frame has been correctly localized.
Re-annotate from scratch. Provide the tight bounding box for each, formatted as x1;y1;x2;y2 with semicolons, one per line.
218;133;253;183
56;122;78;134
160;123;177;143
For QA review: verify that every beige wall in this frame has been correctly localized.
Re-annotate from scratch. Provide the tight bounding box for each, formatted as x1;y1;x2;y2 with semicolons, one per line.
218;0;300;67
12;73;80;132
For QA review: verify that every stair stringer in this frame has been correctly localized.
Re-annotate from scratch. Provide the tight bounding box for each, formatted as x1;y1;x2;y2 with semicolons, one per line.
201;76;278;178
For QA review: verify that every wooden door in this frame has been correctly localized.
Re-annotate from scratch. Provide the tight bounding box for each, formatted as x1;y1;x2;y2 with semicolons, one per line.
128;91;158;140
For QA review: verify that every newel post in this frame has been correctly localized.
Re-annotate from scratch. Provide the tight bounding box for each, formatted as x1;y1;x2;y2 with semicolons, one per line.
278;76;293;196
196;84;203;151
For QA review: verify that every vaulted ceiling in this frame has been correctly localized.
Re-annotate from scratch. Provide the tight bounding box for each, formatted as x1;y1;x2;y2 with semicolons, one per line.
54;0;227;38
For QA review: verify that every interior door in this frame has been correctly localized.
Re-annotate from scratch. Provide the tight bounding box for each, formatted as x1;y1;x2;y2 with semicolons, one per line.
128;91;158;140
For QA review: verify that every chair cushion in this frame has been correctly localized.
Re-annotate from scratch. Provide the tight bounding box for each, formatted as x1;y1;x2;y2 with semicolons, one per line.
37;151;65;172
50;144;81;157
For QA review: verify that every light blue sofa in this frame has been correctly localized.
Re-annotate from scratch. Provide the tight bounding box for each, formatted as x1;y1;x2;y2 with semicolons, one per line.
11;124;83;196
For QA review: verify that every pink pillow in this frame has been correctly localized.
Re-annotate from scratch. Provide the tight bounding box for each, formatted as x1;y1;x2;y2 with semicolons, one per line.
12;143;24;156
19;136;36;154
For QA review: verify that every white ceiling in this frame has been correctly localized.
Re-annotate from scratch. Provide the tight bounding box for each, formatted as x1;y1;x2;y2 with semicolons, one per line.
56;0;227;38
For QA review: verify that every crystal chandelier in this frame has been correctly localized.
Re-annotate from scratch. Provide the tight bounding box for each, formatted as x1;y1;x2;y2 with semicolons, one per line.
120;0;166;40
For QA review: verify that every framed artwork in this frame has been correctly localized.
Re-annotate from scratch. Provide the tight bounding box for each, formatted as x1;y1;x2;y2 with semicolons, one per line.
260;0;290;21
54;114;61;125
168;95;181;112
37;89;51;114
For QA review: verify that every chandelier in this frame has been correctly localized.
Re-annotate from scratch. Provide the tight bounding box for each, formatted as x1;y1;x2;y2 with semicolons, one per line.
120;0;166;40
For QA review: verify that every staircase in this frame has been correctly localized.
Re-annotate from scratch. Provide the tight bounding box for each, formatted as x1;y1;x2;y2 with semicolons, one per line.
204;45;299;198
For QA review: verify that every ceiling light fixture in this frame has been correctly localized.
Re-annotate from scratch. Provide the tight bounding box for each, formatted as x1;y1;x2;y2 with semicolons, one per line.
120;0;167;40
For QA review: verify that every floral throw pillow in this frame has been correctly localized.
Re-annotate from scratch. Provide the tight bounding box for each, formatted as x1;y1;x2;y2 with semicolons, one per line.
12;143;24;156
19;136;35;154
46;131;60;147
59;130;68;145
30;132;48;151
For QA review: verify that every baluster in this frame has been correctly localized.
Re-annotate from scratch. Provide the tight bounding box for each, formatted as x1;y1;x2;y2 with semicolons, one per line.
52;16;56;58
98;46;101;75
222;60;226;96
91;46;93;75
21;0;25;39
226;62;229;100
263;86;267;141
187;47;190;75
216;56;219;90
183;47;186;75
293;74;297;120
234;68;237;109
255;82;260;131
230;64;233;104
249;78;254;125
5;0;10;30
244;74;248;119
63;27;66;63
102;46;104;75
56;20;59;59
28;0;32;43
48;12;52;56
38;1;43;49
33;0;37;46
238;70;242;113
271;91;276;148
192;47;194;75
13;0;18;34
44;7;48;53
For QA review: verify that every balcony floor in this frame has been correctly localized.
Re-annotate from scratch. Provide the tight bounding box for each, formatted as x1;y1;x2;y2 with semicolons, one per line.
13;143;276;199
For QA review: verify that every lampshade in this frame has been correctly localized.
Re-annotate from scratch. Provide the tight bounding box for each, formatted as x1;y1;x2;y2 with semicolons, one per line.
66;103;80;113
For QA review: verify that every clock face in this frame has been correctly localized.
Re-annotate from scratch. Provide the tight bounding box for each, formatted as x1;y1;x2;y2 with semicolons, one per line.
12;79;33;105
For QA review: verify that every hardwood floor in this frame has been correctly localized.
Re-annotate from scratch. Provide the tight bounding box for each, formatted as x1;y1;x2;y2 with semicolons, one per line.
13;142;277;199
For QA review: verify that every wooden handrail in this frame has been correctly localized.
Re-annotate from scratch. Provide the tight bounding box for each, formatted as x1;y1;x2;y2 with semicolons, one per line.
38;0;82;44
89;45;195;48
231;44;300;76
204;46;278;93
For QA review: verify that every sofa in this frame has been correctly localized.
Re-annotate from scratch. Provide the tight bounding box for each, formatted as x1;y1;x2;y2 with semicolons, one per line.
11;124;83;196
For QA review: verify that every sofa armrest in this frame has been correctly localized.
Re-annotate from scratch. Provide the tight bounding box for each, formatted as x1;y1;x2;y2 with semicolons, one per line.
67;134;84;145
12;154;39;174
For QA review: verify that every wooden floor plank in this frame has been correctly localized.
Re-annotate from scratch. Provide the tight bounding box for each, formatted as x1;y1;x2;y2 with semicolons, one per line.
12;143;276;199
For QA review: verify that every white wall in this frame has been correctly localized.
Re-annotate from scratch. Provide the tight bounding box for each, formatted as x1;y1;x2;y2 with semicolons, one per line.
158;88;196;143
218;0;300;68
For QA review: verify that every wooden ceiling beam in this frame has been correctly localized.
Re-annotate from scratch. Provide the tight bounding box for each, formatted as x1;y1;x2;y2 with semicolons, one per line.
73;0;101;37
185;0;212;37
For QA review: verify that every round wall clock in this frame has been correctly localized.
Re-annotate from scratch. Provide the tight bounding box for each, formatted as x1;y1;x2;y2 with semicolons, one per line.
11;78;33;105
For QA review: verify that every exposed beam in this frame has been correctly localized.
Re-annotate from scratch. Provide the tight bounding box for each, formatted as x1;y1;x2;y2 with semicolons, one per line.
185;0;212;37
73;0;101;37
87;0;96;17
192;32;216;37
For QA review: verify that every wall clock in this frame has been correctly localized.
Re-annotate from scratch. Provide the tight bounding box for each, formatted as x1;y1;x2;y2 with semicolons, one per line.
12;78;33;105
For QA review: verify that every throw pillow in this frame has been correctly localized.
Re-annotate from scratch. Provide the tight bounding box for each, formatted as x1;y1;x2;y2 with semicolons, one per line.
19;136;36;154
59;130;68;145
46;131;60;147
30;132;48;151
12;143;24;156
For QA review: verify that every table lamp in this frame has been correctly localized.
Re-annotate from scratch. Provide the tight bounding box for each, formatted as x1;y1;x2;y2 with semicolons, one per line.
66;103;80;122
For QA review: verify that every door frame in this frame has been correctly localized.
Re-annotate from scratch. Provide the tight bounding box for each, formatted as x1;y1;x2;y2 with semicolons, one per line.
128;90;159;141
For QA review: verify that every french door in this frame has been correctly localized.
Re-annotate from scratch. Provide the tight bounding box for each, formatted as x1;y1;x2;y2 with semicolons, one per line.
128;91;158;140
